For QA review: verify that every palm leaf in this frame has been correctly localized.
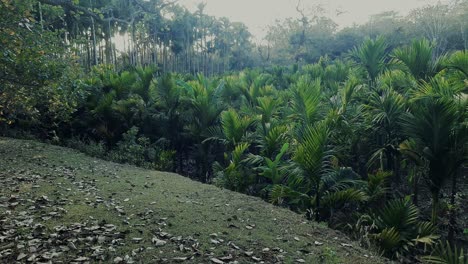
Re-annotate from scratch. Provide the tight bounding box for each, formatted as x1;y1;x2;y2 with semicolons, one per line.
423;241;468;264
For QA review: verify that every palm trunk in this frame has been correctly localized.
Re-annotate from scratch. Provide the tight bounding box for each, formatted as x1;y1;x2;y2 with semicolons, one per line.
315;183;320;221
431;191;439;224
412;168;419;206
90;0;98;67
447;168;459;244
38;2;44;31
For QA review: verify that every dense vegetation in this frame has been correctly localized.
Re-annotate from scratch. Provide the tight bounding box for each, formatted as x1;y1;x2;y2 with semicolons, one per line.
1;0;467;262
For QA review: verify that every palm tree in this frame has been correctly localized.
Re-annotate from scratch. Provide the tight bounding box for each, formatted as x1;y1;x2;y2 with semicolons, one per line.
289;75;323;127
351;36;388;84
423;240;468;264
289;122;333;220
364;87;406;178
442;50;468;79
154;74;184;172
401;76;467;224
391;38;440;81
179;74;225;180
213;142;252;191
219;109;255;148
368;198;438;259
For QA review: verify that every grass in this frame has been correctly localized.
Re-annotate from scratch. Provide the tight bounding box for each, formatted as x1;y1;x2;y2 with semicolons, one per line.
0;137;388;263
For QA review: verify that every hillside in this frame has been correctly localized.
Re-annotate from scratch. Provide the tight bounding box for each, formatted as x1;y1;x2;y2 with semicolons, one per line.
0;138;387;263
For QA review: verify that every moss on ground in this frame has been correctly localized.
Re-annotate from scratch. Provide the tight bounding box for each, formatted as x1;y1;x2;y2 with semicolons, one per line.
0;137;388;263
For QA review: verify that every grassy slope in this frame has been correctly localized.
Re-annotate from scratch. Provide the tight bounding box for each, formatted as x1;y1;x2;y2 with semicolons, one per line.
0;138;387;263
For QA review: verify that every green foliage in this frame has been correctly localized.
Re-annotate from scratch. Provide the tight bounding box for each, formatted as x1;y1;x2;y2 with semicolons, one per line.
257;143;289;185
365;171;391;206
0;0;79;131
213;142;252;192
423;241;467;264
108;127;150;166
65;137;107;157
269;122;337;219
391;39;438;80
290;76;322;126
293;122;331;187
401;75;468;223
3;18;468;261
108;127;174;170
220;109;255;146
357;198;438;259
351;36;388;82
442;50;468;79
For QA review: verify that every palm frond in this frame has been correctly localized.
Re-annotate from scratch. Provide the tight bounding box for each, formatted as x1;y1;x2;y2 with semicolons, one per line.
351;36;388;81
422;241;467;264
391;39;438;80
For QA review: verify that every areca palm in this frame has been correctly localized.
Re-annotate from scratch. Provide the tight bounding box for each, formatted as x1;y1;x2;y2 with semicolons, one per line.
391;39;440;81
364;87;406;175
153;74;185;172
257;125;289;159
376;69;417;96
442;51;468;98
370;198;438;258
285;122;334;220
179;74;225;180
220;109;255;147
401;76;468;224
351;36;388;83
213;142;252;191
255;142;290;187
442;50;468;79
289;76;323;127
423;241;468;264
256;96;281;135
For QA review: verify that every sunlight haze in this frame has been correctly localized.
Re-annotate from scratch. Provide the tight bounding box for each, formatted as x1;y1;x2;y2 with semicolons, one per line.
177;0;449;41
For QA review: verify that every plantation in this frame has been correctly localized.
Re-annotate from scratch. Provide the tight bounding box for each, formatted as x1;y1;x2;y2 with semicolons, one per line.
1;0;467;263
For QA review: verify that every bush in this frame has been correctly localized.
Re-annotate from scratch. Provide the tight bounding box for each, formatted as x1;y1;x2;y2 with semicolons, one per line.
107;127;174;170
65;137;107;158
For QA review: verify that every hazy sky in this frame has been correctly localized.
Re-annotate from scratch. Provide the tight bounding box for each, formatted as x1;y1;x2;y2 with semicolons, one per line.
177;0;447;41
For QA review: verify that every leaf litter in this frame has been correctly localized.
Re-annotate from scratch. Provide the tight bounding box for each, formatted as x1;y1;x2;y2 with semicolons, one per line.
0;139;385;263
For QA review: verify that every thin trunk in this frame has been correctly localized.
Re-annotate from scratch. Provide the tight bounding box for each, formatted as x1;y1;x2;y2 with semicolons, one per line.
91;17;98;65
90;0;98;66
412;168;419;206
447;168;459;244
431;191;439;224
38;2;44;31
315;183;320;221
86;33;91;70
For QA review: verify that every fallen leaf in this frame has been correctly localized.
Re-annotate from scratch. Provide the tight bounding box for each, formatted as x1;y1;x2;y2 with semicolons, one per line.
172;256;188;262
210;257;224;263
152;237;167;247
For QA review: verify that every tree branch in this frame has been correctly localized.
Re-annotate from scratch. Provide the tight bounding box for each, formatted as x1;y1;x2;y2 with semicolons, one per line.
37;0;102;21
37;0;177;26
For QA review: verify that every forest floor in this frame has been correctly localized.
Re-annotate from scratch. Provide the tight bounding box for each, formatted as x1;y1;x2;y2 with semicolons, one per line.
0;137;388;264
